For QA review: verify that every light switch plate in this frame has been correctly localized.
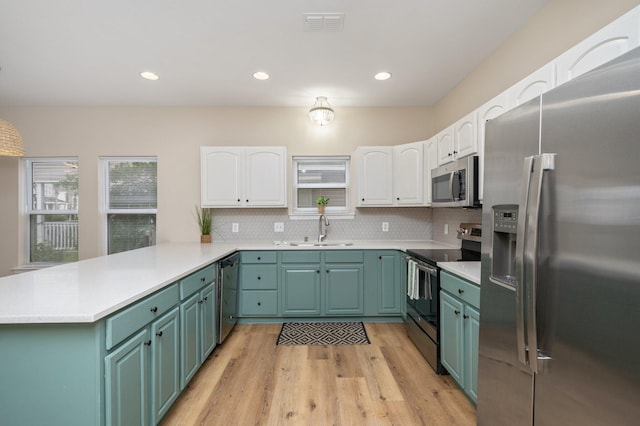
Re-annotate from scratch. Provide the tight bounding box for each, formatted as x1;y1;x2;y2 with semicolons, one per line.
274;222;284;232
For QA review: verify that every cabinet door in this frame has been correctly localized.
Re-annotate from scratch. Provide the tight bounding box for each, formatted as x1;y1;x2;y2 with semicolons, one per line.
357;147;393;206
105;328;150;426
200;284;216;361
281;265;321;315
393;142;424;205
465;305;480;404
440;291;464;385
507;62;555;109
556;8;640;85
436;126;455;165
476;91;508;202
325;264;364;315
200;147;243;207
180;294;200;389
424;138;438;205
150;308;180;425
376;253;401;314
245;147;286;206
454;112;478;159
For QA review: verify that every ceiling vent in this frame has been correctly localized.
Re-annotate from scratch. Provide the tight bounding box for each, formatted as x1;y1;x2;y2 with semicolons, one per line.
303;13;345;32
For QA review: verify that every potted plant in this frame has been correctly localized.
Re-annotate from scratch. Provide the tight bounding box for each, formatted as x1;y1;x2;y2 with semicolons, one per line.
196;206;212;243
316;196;329;214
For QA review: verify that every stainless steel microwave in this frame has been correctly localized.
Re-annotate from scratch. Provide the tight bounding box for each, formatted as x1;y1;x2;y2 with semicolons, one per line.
431;156;480;208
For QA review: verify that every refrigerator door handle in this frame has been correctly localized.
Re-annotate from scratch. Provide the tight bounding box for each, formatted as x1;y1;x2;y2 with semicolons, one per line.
515;156;534;368
522;153;556;374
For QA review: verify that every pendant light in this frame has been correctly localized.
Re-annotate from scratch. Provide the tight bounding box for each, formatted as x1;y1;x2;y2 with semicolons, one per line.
309;96;335;126
0;118;24;156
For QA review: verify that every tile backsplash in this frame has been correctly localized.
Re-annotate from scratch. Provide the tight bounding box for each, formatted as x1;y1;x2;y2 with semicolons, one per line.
211;207;433;242
431;207;482;246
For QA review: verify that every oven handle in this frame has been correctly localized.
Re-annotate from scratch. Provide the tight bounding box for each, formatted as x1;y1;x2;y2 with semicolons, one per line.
408;257;437;300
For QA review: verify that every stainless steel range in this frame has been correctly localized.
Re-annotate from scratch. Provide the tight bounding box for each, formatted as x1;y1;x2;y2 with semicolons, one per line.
405;223;481;373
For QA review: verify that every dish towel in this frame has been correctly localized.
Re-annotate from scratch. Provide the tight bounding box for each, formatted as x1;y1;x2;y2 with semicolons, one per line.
407;260;419;300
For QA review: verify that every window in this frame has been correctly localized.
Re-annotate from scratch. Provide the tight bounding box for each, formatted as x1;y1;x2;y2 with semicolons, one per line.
292;156;350;215
24;158;79;264
102;157;157;255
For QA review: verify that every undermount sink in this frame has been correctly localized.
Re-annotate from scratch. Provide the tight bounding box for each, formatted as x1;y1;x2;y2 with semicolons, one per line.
289;241;354;247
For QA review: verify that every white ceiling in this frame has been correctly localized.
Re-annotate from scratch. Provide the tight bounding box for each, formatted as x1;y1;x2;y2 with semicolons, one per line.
0;0;549;108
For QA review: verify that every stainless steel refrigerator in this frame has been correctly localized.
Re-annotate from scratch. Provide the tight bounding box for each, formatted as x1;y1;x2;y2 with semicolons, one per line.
477;47;640;425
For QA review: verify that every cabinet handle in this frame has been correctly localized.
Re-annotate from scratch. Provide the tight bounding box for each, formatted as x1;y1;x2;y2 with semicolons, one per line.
150;307;158;313
198;300;203;304
362;198;365;201
458;289;464;294
453;150;458;154
257;302;261;306
257;257;261;260
379;256;382;260
201;277;206;282
326;270;330;273
237;199;241;202
397;197;400;201
257;276;261;280
156;331;163;337
448;153;452;157
316;270;320;274
246;199;249;203
203;296;208;301
454;310;460;316
463;314;469;319
144;340;152;346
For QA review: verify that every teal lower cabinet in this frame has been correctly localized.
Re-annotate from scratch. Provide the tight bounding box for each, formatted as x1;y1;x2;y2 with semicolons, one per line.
150;307;181;425
180;282;216;389
324;264;364;315
281;264;321;315
239;251;279;317
440;271;481;404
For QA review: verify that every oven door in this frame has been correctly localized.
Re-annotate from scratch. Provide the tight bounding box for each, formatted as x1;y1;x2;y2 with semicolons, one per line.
406;260;439;343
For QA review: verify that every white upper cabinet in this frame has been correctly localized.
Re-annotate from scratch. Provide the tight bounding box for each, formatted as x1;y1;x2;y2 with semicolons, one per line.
476;91;508;202
436;126;455;165
423;137;438;205
201;146;286;208
437;112;478;166
454;111;478;159
507;62;556;109
356;142;424;206
356;147;394;206
394;142;424;205
555;7;640;85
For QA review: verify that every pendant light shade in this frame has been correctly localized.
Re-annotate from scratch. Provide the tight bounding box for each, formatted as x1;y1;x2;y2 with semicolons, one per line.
309;96;335;126
0;118;25;156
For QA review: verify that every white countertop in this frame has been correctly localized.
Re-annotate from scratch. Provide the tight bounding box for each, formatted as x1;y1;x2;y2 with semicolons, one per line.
437;261;481;285
0;240;455;324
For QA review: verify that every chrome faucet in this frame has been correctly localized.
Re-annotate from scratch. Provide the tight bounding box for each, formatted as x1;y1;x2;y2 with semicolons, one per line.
318;214;330;243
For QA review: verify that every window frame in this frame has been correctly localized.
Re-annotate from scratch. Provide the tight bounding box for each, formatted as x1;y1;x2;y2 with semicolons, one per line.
21;157;79;267
291;156;351;216
100;156;158;255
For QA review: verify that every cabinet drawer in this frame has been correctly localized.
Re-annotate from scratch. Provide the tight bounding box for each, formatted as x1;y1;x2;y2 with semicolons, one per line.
241;251;277;264
280;251;321;263
441;272;480;308
240;264;278;290
179;264;216;300
324;250;363;263
106;284;179;350
240;290;278;316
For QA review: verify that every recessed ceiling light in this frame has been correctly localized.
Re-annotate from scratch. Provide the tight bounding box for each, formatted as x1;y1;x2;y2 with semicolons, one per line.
374;72;392;81
140;71;159;81
253;71;270;80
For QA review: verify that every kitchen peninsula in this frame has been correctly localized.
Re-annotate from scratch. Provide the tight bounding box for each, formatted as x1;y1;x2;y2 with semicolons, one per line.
0;240;469;426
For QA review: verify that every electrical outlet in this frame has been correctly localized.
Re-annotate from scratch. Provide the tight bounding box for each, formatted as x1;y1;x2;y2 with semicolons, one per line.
232;223;239;233
274;222;284;232
382;222;389;232
444;223;449;235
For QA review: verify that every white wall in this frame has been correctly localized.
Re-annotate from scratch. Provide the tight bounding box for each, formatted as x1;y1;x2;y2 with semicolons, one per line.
0;107;434;276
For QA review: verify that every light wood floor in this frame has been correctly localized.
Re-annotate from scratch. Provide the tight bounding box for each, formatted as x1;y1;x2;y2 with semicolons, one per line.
162;323;476;426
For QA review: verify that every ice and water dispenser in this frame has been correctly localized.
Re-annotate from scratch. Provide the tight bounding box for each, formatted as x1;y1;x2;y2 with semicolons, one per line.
491;205;519;288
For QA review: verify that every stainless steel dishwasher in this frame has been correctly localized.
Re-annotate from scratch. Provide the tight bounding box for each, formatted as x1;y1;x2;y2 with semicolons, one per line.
217;252;239;344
